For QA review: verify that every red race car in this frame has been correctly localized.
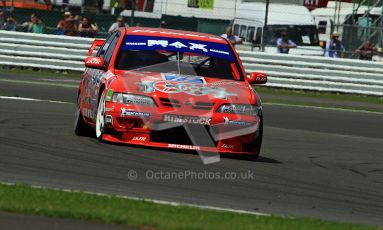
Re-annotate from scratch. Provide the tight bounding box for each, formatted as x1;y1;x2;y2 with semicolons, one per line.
75;27;267;159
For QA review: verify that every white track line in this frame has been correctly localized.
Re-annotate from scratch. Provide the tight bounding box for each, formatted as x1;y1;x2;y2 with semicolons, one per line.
1;182;271;217
0;96;74;105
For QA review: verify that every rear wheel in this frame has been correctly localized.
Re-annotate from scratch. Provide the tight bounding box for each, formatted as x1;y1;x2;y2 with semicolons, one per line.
74;94;89;136
95;91;106;142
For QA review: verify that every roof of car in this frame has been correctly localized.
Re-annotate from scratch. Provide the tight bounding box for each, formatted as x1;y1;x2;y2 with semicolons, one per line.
125;27;227;44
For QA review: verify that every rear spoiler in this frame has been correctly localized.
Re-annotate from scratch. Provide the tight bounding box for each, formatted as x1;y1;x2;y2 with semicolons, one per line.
87;39;105;56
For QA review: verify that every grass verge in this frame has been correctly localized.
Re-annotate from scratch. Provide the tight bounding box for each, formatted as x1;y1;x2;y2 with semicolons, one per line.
0;183;380;230
263;99;383;113
0;67;82;79
256;87;383;105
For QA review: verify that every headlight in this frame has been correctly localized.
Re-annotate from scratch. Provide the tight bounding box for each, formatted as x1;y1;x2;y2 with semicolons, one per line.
217;104;260;115
112;93;156;106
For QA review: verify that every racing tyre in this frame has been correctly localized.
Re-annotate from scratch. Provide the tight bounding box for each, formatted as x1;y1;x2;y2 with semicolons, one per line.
245;115;263;160
95;91;106;142
74;94;90;136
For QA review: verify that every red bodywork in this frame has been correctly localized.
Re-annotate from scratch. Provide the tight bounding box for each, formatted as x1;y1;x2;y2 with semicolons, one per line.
77;27;264;155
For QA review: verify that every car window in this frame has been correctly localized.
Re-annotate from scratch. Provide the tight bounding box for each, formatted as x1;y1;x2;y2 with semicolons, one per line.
233;24;239;36
240;25;247;39
114;35;243;80
103;32;120;65
97;32;117;57
247;27;255;42
318;20;327;34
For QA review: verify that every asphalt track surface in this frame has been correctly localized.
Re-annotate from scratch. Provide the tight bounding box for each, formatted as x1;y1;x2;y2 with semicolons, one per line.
0;73;383;227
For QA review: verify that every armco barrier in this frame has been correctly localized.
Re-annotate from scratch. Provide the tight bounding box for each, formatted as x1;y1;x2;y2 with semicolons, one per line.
0;31;92;72
1;30;383;96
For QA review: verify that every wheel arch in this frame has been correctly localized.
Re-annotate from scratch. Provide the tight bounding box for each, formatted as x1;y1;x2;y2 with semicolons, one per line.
98;84;106;103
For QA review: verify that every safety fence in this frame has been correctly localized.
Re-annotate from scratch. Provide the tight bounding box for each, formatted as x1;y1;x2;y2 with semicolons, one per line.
1;30;383;96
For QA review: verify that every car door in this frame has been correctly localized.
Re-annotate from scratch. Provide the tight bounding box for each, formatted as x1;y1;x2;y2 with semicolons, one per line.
81;31;121;123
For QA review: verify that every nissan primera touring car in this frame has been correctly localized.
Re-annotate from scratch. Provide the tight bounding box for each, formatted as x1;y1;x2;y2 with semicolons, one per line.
75;27;267;159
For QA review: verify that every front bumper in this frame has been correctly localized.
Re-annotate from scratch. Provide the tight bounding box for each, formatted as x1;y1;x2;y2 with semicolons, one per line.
102;102;261;154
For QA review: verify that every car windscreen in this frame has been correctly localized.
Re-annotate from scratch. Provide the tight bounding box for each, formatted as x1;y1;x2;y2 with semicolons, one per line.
114;35;240;80
264;25;319;46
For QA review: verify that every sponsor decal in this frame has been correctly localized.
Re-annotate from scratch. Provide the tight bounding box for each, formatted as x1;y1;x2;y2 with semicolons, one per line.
121;108;150;120
168;144;201;150
210;49;229;55
221;144;234;149
209;81;242;86
220;104;254;114
122;35;234;61
86;58;101;65
223;117;251;126
164;114;211;125
83;96;92;105
138;74;236;100
123;94;155;106
82;108;95;119
104;71;115;80
132;136;147;141
165;74;205;84
188;0;214;9
126;42;146;46
105;107;114;112
105;89;114;101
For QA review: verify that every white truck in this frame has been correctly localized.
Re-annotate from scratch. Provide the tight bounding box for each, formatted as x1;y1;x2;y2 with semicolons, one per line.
233;2;323;55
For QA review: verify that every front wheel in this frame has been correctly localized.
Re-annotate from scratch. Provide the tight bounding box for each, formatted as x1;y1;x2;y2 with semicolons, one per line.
244;115;263;160
95;91;106;142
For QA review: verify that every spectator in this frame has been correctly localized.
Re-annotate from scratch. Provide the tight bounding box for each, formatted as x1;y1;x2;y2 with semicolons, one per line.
355;40;376;61
324;31;344;58
276;31;297;54
78;17;98;38
2;16;16;31
108;16;128;34
221;26;242;46
57;12;69;35
21;13;46;34
74;15;82;28
372;48;383;62
57;12;77;36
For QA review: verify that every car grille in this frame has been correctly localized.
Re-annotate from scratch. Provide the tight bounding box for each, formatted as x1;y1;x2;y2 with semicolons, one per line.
192;102;214;110
159;98;214;111
150;124;217;146
159;98;181;108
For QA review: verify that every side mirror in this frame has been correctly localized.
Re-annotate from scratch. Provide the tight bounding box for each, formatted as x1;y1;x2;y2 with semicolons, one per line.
247;72;268;84
84;56;105;69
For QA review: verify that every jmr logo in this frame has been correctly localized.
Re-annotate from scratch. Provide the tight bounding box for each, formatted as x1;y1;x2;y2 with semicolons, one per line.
221;144;234;149
86;59;101;65
132;136;147;141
